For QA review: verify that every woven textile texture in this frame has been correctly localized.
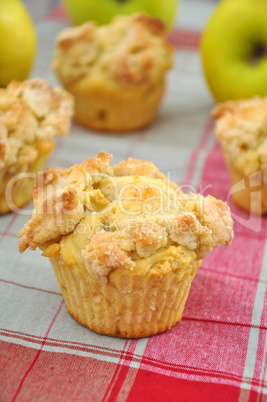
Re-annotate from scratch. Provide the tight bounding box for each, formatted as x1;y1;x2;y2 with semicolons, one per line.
1;2;266;401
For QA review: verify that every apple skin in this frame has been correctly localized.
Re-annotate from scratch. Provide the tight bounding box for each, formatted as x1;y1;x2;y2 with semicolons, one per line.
0;0;37;87
63;0;178;30
200;0;267;102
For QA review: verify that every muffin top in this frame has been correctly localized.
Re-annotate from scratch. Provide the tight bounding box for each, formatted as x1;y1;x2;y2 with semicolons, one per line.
0;78;73;170
212;97;267;176
18;152;233;278
53;14;173;88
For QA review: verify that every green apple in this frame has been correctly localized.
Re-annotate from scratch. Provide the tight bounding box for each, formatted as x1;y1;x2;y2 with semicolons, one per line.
201;0;267;102
0;0;37;87
63;0;178;30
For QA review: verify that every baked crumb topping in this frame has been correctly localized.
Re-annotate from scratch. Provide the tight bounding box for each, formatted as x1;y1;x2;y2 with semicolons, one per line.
0;78;73;171
53;14;173;87
18;152;234;277
212;97;267;176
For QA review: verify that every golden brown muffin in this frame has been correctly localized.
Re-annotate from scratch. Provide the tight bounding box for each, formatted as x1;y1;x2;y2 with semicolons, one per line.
0;78;73;214
53;14;173;133
18;152;233;338
212;97;267;215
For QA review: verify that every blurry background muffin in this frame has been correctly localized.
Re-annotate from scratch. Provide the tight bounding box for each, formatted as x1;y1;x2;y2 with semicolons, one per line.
0;78;73;214
212;97;267;215
53;14;174;133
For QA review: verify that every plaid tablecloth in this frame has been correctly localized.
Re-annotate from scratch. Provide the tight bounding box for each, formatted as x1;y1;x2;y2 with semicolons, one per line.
1;1;267;401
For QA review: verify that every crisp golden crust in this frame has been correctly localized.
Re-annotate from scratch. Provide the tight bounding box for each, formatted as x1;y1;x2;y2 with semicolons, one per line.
0;78;73;171
53;14;173;88
212;97;267;177
18;152;234;276
113;157;179;191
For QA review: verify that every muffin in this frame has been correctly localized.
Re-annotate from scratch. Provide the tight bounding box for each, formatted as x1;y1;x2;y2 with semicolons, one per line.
53;14;173;133
0;78;73;214
18;152;233;338
212;97;267;214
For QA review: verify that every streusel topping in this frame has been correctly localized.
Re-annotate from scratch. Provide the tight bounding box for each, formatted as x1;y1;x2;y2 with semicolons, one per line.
18;152;234;277
212;97;267;176
0;78;73;170
53;14;173;87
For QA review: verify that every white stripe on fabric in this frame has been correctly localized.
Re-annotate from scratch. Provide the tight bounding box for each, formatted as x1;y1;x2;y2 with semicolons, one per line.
239;245;267;400
258;331;267;397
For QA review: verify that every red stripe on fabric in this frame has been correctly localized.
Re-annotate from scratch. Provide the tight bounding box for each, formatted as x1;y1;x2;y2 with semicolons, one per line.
1;341;125;401
0;331;51;348
2;327;265;387
0;329;134;362
0;278;62;296
181;316;267;331
0;328;134;359
0;213;19;246
2;341;263;401
107;340;138;402
236;230;266;241
182;118;213;186
4;321;264;386
102;341;129;402
123;347;265;387
2;333;131;363
137;354;263;387
0;231;18;238
260;347;267;399
0;328;46;340
250;289;267;398
169;28;201;50
248;393;258;402
46;4;69;20
12;299;64;401
199;120;214;149
127;369;242;402
0;329;246;382
1;342;38;400
108;366;134;402
182;149;198;186
200;266;267;285
1;327;240;378
258;345;267;399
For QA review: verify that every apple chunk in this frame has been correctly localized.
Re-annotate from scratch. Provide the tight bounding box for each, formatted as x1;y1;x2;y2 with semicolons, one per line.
201;0;267;102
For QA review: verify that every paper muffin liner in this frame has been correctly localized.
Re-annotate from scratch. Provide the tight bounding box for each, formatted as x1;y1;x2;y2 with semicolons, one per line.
65;79;166;133
227;162;267;215
50;256;200;338
0;141;54;214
